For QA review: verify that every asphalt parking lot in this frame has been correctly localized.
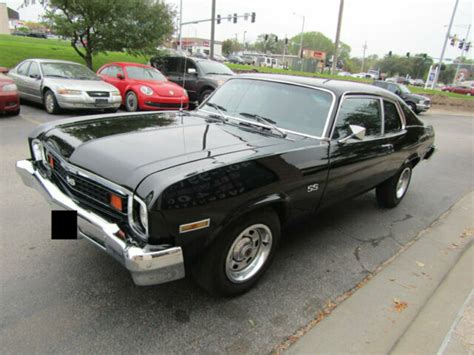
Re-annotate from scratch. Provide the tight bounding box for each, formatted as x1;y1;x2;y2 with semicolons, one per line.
1;103;473;353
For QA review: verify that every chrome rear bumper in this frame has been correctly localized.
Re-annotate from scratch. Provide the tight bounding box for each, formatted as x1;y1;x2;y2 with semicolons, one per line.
16;160;185;286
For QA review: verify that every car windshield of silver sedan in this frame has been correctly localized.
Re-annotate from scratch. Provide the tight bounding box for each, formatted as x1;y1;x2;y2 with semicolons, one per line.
125;66;166;81
201;79;334;137
41;63;100;80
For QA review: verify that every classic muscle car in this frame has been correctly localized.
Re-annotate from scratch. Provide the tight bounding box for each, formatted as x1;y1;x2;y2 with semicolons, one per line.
16;74;435;296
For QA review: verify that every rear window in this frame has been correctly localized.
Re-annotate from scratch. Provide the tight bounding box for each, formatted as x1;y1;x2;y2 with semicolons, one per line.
400;102;424;126
383;101;402;133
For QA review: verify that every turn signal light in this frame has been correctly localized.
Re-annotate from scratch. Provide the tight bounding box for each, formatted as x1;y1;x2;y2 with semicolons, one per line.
110;193;123;211
179;219;210;234
48;154;54;168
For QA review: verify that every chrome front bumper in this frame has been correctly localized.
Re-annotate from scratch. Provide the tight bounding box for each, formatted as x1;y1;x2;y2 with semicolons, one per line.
16;160;185;286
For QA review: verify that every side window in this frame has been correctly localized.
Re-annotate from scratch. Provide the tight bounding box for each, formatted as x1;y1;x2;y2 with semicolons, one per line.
17;61;31;76
387;84;398;93
333;98;382;139
28;62;41;78
99;66;110;76
383;101;402;133
400;102;424;126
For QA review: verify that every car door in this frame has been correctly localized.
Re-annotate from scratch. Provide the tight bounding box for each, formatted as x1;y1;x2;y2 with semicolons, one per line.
10;61;31;97
22;61;43;103
182;60;199;99
323;95;396;205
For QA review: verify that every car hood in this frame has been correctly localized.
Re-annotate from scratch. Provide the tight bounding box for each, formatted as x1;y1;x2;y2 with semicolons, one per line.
40;111;287;190
130;79;187;97
200;74;233;84
43;78;117;92
405;93;429;101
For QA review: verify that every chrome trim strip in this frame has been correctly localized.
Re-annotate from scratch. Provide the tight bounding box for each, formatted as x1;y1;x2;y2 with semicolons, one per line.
197;77;337;140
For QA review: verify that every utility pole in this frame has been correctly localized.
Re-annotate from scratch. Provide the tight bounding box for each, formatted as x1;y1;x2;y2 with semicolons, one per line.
331;0;344;74
243;30;247;50
454;24;471;83
431;0;459;89
177;0;183;51
361;41;368;72
293;13;305;71
210;0;216;59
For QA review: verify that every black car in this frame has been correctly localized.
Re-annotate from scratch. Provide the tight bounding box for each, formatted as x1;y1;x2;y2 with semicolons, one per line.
150;56;234;104
373;80;431;113
17;75;435;296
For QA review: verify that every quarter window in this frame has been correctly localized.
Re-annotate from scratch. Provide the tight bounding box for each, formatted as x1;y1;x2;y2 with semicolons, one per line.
17;61;31;75
383;101;402;133
333;98;382;139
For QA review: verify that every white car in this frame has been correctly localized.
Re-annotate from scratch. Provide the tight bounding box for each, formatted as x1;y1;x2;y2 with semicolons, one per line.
337;71;352;77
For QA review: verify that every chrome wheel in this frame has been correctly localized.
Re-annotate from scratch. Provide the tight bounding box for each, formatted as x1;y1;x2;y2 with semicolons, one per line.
396;167;411;199
225;224;273;283
126;92;138;111
45;93;55;113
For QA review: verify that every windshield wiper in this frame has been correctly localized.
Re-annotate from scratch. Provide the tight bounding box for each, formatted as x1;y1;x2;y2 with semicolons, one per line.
204;102;228;122
239;112;287;138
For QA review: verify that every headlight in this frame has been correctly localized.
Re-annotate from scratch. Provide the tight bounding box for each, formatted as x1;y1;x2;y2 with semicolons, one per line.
2;83;17;92
58;88;82;95
31;139;45;162
418;100;425;104
112;90;121;97
140;86;154;96
139;203;148;231
216;80;225;86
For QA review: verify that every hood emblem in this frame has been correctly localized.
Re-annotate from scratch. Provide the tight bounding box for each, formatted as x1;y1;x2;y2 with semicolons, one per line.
169;90;174;95
66;176;76;187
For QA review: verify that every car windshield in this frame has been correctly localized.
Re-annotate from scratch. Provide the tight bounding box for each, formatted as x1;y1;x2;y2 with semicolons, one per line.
126;66;166;81
399;84;411;94
41;62;99;80
198;61;234;75
201;79;334;137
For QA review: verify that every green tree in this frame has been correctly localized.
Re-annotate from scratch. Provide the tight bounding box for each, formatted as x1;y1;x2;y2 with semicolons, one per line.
253;34;285;54
222;39;242;56
288;31;334;56
44;0;175;69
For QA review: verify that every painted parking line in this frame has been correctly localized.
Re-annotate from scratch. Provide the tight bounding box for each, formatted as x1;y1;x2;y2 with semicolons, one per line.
20;116;42;125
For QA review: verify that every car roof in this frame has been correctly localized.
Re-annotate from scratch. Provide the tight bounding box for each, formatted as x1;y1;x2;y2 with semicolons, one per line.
234;73;400;99
27;59;84;65
107;62;151;68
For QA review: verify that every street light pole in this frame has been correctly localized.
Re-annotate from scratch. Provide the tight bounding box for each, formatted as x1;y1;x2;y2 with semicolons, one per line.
454;24;471;83
293;13;305;71
178;0;183;51
361;41;367;72
331;0;344;74
210;0;216;59
431;0;459;89
243;30;247;50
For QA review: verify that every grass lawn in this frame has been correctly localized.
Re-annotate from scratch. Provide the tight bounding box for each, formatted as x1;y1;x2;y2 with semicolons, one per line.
1;34;471;101
0;34;146;71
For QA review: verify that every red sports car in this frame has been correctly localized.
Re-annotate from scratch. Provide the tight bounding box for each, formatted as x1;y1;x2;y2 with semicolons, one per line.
0;73;20;115
97;62;189;111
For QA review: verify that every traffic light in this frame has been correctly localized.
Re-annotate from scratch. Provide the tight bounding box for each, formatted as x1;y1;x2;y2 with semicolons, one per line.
275;36;278;42
216;14;221;24
458;39;464;49
251;12;256;23
264;34;268;41
285;38;288;45
465;42;471;52
388;51;392;57
450;35;457;46
233;13;237;23
406;52;410;58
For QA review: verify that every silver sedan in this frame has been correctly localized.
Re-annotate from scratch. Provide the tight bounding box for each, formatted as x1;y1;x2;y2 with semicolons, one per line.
8;59;122;114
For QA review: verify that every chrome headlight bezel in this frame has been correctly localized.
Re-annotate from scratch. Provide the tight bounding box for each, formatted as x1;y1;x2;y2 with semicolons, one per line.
128;195;149;239
140;86;154;96
31;139;45;162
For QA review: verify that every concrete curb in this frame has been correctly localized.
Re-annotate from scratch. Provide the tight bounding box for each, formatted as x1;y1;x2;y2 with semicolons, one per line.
286;191;473;354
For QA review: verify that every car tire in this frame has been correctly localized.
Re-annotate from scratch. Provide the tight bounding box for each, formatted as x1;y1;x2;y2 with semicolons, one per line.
125;91;139;112
376;164;412;208
199;89;214;104
44;90;61;114
192;209;280;296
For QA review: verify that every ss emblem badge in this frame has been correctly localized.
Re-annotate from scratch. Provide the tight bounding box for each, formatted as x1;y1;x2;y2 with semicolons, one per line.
307;183;319;193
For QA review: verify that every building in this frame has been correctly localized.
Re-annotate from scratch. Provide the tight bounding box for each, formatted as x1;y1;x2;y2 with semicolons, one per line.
0;3;21;34
173;37;223;57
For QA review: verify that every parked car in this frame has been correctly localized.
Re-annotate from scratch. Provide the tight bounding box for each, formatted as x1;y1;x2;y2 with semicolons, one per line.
413;79;425;87
227;55;245;64
150;56;234;103
212;54;227;63
351;72;372;79
8;59;122;114
337;71;352;77
0;73;20;115
16;74;435;296
97;62;189;111
241;55;256;65
373;80;431;113
441;85;474;96
191;52;209;59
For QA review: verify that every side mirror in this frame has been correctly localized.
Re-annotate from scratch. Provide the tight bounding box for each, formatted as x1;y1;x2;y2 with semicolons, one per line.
395;89;401;95
117;73;124;79
187;68;197;75
338;125;366;144
29;74;41;80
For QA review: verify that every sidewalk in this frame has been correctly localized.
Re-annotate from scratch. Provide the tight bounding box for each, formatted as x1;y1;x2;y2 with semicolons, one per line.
287;191;473;354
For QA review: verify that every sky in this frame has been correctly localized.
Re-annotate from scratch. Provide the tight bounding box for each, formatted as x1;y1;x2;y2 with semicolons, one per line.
6;0;473;60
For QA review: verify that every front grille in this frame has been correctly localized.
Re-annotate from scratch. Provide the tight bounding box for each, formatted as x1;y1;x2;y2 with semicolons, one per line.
87;91;110;98
424;100;431;105
144;101;185;109
48;153;128;217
